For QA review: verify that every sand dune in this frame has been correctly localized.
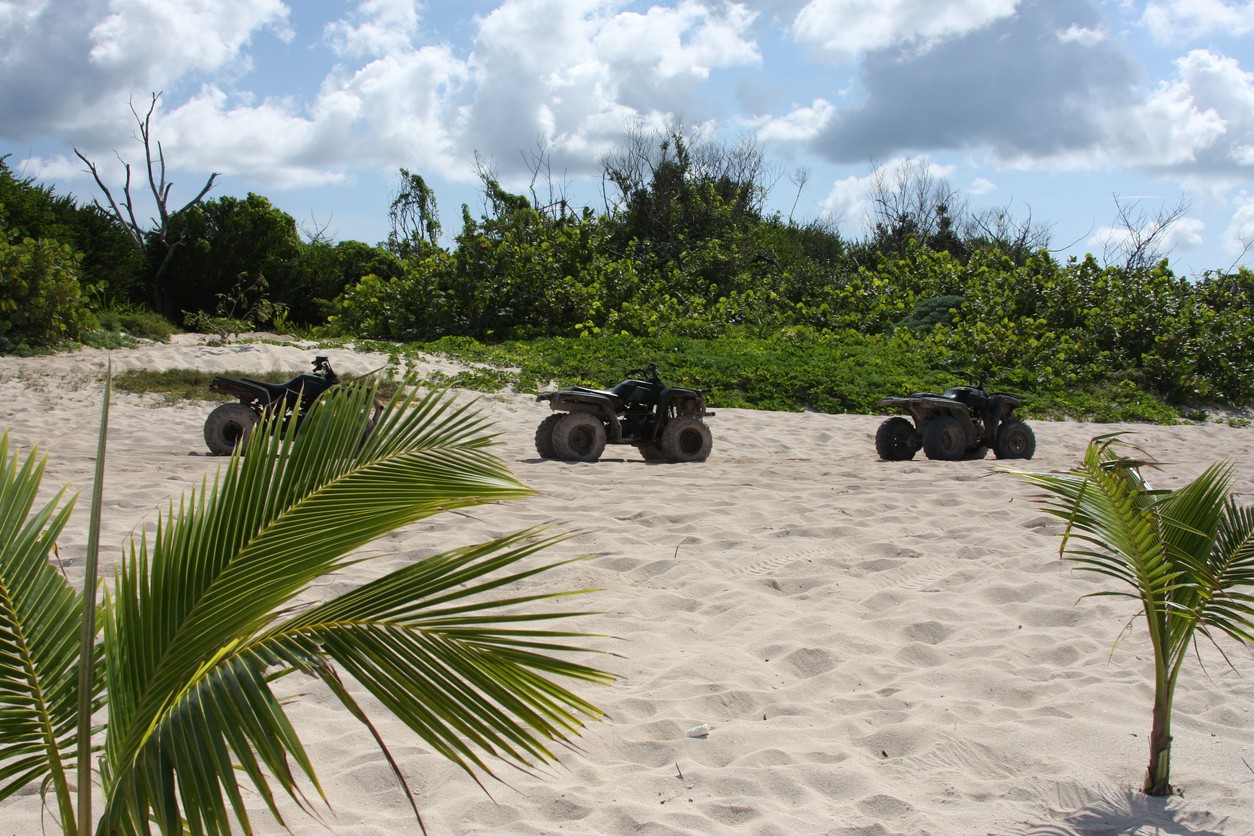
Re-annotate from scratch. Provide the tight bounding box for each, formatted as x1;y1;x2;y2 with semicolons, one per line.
2;335;1251;835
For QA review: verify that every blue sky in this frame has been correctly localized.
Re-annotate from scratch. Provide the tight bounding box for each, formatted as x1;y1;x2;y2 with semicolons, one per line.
2;0;1252;275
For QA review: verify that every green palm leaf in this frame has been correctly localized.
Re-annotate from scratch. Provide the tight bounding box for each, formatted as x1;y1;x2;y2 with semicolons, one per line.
0;372;610;835
1009;434;1254;795
0;433;89;829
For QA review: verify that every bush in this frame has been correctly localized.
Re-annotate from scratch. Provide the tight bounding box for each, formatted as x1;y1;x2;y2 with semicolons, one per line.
0;235;94;351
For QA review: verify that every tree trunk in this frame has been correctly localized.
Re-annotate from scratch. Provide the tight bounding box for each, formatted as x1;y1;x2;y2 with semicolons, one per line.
1143;682;1173;795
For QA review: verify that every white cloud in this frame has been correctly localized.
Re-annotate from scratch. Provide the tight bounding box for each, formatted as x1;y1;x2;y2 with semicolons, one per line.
460;0;760;175
1224;192;1254;256
817;156;957;232
88;0;290;78
1111;49;1254;172
968;176;998;195
155;38;471;189
325;44;468;168
807;2;1138;166
792;0;1020;59
1057;24;1105;46
1090;212;1207;260
1165;215;1207;249
161;87;349;188
819;172;870;227
12;154;90;190
595;1;759;79
325;0;422;59
756;99;834;143
1003;47;1254;184
1141;0;1254;43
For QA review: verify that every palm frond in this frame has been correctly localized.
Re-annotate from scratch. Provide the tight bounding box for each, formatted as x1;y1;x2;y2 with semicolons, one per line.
0;434;87;827
94;376;608;833
267;528;612;779
1013;440;1175;609
1192;498;1254;645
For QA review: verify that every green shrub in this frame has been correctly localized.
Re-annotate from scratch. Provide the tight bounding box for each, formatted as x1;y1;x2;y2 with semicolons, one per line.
0;235;94;351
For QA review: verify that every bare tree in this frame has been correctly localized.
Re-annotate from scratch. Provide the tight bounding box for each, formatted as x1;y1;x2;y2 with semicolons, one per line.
964;202;1054;265
787;165;810;224
599;118;672;214
299;213;335;245
599;117;779;217
75;92;219;317
866;157;967;246
522;136;573;221
1221;229;1253;274
1098;194;1192;273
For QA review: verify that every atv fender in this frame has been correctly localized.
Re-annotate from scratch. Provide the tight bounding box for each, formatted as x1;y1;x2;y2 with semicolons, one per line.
881;396;978;444
210;376;275;404
538;393;623;444
658;387;712;417
983;393;1024;444
924;403;978;443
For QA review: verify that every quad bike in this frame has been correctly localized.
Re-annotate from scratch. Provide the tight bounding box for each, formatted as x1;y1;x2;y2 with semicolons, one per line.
203;355;344;456
535;362;714;463
874;371;1036;461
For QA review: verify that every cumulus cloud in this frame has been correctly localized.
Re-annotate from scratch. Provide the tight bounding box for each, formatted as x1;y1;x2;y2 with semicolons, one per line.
460;0;760;177
162;87;350;189
756;99;835;143
1057;23;1106;45
968;176;998;195
819;172;871;227
817;156;957;234
1224;192;1254;257
792;0;1020;60
88;0;291;76
1;0;1249;267
324;0;421;59
157;39;470;188
1089;213;1207;260
1141;0;1254;43
1104;49;1254;177
0;0;289;141
806;0;1135;163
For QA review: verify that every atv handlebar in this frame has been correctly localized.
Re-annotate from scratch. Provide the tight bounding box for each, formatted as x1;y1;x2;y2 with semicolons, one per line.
946;369;987;388
627;362;661;383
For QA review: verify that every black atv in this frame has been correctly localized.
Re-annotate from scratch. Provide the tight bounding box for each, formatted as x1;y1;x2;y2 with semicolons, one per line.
875;371;1035;461
535;363;714;463
203;355;343;456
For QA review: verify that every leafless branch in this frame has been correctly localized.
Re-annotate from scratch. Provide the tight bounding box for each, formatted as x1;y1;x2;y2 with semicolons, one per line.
1099;193;1191;273
72;91;221;315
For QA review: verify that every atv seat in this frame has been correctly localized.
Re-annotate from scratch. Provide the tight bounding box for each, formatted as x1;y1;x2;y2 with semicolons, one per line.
242;378;300;398
569;385;619;397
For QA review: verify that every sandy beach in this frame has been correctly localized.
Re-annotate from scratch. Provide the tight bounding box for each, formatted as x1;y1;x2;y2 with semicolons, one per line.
2;335;1252;835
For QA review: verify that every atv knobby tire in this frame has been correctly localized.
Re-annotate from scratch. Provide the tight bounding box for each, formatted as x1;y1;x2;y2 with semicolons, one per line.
637;443;667;461
534;413;564;459
659;416;712;463
993;419;1036;460
875;416;918;461
551;412;607;462
204;402;259;456
922;416;966;461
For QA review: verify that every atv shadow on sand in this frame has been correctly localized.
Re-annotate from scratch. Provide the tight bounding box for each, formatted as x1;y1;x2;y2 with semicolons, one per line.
875;371;1035;462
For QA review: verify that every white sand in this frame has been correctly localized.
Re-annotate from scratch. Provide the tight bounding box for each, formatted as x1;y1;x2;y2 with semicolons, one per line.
2;335;1252;835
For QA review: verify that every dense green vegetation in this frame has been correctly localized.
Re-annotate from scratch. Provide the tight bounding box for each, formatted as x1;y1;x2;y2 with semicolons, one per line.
373;332;1182;423
3;124;1252;422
